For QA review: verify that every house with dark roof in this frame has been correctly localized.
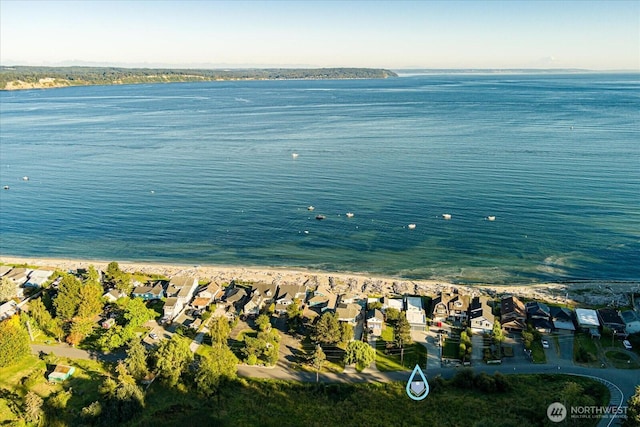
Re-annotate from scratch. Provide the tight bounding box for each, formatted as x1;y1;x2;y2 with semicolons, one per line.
526;301;551;319
251;283;279;304
549;306;576;332
274;284;307;314
198;282;222;301
597;308;626;334
501;295;527;332
307;285;338;312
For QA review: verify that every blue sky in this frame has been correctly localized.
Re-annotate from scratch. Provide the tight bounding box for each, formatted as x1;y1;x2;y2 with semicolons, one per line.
1;0;638;70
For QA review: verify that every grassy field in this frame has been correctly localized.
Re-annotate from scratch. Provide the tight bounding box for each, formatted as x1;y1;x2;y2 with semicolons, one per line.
0;351;611;427
574;333;601;366
604;350;640;369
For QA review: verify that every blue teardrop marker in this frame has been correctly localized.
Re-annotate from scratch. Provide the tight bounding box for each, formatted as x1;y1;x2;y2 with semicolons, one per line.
406;364;429;401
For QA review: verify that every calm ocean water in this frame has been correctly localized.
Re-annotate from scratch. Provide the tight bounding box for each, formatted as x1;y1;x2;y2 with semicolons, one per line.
1;73;638;284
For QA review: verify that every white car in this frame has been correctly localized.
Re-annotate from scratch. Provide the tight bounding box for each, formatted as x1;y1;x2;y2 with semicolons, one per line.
541;339;550;349
149;333;159;340
623;340;632;350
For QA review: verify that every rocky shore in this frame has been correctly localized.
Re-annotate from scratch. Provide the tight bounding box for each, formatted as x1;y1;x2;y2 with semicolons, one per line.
1;255;636;308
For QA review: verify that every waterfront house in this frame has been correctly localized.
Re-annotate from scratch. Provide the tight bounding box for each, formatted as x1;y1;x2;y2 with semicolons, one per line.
336;303;362;325
274;284;307;314
163;297;183;321
243;292;264;316
198;282;222;301
381;297;404;313
366;309;384;336
501;296;527;332
526;301;551;319
597;308;626;334
103;289;125;303
131;283;165;301
166;276;198;304
251;283;278;304
405;296;427;331
575;308;600;336
4;268;31;287
307;285;338;312
549;306;576;332
469;296;495;333
0;300;19;321
23;270;54;288
0;266;12;277
620;310;640;334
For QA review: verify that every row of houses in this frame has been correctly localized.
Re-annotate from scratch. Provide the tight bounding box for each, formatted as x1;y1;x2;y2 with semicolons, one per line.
0;266;55;300
429;289;640;337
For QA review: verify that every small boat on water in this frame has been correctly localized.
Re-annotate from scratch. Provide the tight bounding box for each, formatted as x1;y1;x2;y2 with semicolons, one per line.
346;212;354;218
408;223;416;229
487;216;496;221
307;206;315;211
3;186;9;190
292;152;299;159
315;215;326;220
22;176;29;181
442;214;452;220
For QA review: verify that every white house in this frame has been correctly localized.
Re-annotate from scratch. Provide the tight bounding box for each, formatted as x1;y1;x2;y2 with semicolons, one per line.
366;309;384;336
469;296;495;333
0;300;19;321
405;296;427;331
163;297;184;321
621;310;640;335
23;270;54;288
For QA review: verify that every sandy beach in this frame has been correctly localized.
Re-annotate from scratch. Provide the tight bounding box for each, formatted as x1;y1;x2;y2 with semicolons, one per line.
0;255;635;307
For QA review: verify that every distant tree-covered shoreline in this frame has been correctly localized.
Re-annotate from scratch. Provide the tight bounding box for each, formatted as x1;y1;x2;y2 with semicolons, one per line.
0;66;397;90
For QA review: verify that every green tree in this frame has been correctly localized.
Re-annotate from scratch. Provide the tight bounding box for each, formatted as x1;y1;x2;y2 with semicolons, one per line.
125;338;149;381
209;316;231;348
385;307;401;323
394;314;412;366
85;265;101;287
77;280;104;319
0;276;17;302
256;314;271;332
155;335;193;386
123;297;155;329
0;316;30;367
53;273;82;321
311;344;326;382
492;319;504;358
344;340;376;370
99;376;145;425
286;298;303;332
624;385;640;427
106;261;132;294
195;345;238;396
314;311;341;345
67;316;95;346
340;322;354;344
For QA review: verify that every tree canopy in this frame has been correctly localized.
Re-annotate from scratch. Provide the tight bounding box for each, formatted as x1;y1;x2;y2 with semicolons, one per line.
0;316;30;367
155;335;193;386
195;345;238;396
313;312;341;345
344;340;376;370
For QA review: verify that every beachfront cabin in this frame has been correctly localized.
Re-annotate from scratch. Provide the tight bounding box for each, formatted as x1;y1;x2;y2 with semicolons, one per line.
166;276;198;303
336;303;362;326
103;289;125;303
0;265;12;277
48;365;75;383
307;285;338;313
198;282;222;301
381;297;404;314
4;268;32;287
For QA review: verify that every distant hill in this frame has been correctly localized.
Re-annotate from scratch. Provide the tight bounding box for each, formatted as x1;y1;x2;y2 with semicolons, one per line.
0;66;397;90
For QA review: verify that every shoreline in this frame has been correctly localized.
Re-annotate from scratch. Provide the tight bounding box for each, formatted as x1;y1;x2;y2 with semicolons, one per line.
2;255;635;307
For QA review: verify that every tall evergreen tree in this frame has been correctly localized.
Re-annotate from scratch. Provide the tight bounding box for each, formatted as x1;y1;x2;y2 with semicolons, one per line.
125;338;149;381
0;316;30;367
155;335;193;386
314;312;341;345
195;345;238;396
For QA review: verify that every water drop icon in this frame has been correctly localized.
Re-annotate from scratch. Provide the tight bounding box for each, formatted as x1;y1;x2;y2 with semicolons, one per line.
406;364;429;401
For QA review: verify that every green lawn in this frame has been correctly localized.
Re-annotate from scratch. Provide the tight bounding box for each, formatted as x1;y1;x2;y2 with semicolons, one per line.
442;339;460;360
574;333;600;366
530;340;546;364
604;350;639;369
374;336;427;372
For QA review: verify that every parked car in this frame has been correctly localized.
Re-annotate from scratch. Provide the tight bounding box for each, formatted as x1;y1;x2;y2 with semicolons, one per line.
623;340;632;350
149;333;159;340
541;339;550;349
